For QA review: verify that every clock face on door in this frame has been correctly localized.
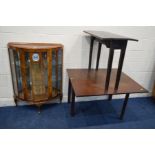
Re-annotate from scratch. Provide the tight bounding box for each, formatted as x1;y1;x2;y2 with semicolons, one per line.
32;53;39;62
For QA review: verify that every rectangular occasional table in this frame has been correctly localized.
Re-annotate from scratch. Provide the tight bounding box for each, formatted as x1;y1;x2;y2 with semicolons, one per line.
67;30;148;120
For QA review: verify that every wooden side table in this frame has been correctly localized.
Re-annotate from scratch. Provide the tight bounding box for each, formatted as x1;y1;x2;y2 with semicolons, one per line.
67;31;148;120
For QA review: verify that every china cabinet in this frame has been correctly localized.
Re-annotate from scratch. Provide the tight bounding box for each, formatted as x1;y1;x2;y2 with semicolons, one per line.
8;42;63;110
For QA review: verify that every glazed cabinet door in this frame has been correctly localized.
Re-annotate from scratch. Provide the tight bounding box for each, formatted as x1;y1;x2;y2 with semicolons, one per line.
29;52;48;102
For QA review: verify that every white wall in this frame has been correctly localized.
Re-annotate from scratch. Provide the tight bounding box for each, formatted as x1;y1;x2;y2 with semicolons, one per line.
0;26;155;106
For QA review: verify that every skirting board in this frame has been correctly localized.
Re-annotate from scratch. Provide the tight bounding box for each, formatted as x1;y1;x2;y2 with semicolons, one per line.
0;93;151;107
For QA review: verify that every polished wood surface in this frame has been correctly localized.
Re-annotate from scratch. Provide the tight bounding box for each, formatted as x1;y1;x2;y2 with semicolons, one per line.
67;69;147;97
84;30;138;41
8;42;63;50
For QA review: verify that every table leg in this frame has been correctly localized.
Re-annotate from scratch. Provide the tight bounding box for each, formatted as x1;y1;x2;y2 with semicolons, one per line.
88;36;95;70
108;94;112;101
60;93;63;103
105;46;114;91
68;79;71;103
14;97;18;106
115;41;127;90
70;88;75;116
96;42;102;70
120;93;130;120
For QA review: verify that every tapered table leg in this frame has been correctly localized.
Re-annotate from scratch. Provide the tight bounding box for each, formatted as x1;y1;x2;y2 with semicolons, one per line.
60;93;63;103
88;36;95;70
96;42;102;70
120;93;130;120
108;94;112;101
70;88;75;116
14;97;18;106
115;41;127;90
68;79;71;103
105;45;114;91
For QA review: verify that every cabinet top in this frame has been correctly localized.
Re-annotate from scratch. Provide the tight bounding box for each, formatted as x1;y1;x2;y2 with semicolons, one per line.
8;42;63;50
84;30;138;41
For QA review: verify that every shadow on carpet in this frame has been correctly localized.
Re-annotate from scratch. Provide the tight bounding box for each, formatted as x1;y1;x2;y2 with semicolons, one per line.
0;97;155;129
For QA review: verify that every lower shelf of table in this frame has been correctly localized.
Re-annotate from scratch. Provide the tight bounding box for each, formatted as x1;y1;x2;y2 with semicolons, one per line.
67;69;148;97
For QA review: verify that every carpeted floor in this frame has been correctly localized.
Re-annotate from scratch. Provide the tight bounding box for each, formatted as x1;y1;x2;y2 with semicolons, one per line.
0;97;155;129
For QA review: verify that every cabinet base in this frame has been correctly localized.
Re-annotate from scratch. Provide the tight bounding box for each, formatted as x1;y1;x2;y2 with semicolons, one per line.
13;93;63;113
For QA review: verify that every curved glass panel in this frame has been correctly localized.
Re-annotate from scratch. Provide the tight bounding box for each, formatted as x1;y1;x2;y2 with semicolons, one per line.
14;50;23;99
9;49;18;96
57;48;62;91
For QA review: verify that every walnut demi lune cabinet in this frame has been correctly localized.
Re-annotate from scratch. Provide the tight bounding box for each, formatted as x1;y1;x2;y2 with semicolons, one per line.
8;42;63;108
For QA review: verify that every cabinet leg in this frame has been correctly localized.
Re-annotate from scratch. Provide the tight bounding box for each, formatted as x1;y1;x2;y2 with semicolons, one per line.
38;105;41;114
120;93;130;120
70;89;75;117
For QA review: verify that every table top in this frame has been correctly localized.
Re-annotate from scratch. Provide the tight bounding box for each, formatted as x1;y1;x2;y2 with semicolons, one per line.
84;30;138;42
67;69;147;97
8;42;63;50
